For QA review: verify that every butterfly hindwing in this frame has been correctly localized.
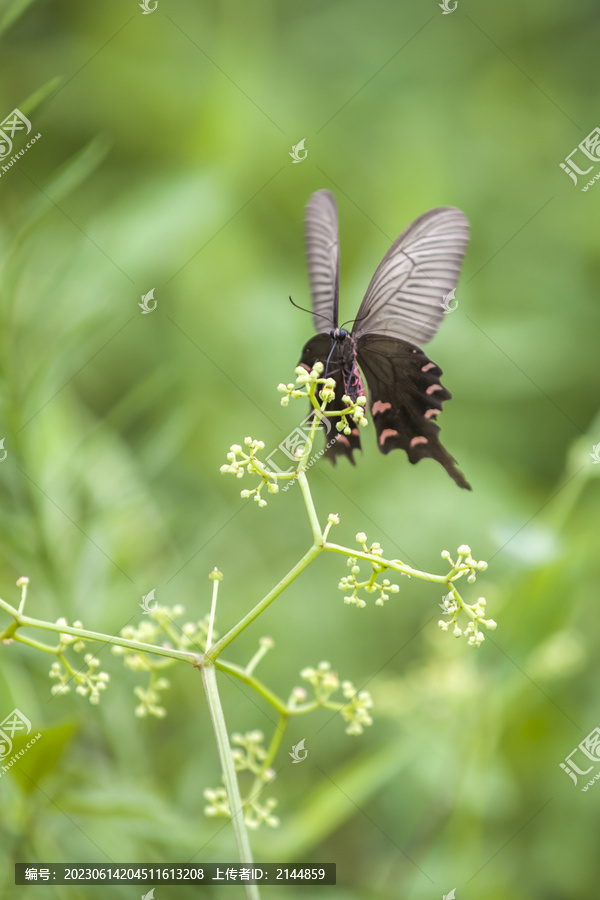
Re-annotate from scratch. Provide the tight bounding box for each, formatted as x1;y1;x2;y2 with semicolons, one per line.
356;335;471;490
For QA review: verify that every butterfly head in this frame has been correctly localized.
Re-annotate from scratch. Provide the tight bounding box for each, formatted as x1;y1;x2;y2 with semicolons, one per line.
330;327;348;341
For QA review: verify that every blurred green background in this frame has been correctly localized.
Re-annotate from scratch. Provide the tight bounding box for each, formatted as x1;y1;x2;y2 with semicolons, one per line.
1;0;599;897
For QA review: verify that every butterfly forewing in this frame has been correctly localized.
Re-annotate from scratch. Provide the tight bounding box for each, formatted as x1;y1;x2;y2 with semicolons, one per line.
353;207;469;346
305;190;340;331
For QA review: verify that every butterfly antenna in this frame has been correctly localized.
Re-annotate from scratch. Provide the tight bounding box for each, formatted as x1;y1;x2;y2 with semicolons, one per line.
288;296;332;326
340;309;368;331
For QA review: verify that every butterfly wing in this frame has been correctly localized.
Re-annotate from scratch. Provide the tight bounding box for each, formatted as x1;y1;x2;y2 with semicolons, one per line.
356;335;471;489
352;207;469;346
299;334;362;464
305;190;340;331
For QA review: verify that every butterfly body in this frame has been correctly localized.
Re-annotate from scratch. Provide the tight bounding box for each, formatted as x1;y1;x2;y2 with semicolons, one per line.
297;190;471;490
303;329;364;399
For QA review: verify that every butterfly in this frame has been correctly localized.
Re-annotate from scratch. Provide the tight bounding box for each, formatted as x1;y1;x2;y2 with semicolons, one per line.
297;189;471;490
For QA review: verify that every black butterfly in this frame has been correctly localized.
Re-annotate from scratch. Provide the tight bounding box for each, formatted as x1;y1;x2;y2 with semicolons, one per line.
297;190;471;490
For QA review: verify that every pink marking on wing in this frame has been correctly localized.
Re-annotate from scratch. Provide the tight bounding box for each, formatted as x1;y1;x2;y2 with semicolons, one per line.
426;384;443;395
372;400;392;414
421;362;436;373
351;428;359;436
379;428;399;446
410;436;428;448
299;363;311;372
425;408;440;418
336;434;351;447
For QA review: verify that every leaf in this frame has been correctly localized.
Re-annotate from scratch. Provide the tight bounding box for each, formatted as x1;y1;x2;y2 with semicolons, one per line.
18;76;65;119
39;135;110;207
0;0;41;39
17;136;110;239
8;721;78;794
268;738;413;857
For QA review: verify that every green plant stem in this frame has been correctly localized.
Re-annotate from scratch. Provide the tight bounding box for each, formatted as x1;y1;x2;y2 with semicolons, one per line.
0;600;199;664
297;470;322;544
0;598;298;715
207;577;219;648
216;660;287;715
323;542;470;583
205;545;322;662
263;713;289;770
11;633;58;653
248;712;289;803
202;662;260;900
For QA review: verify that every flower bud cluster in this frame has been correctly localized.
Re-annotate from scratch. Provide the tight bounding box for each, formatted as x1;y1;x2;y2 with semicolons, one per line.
300;660;341;701
56;616;87;653
49;651;110;705
298;661;375;736
335;393;368;435
230;730;269;774
204;731;279;829
220;372;371;509
437;545;494;647
340;680;374;736
441;544;488;583
111;606;214;716
277;363;326;406
134;677;170;718
337;533;400;607
438;591;496;648
220;437;277;508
